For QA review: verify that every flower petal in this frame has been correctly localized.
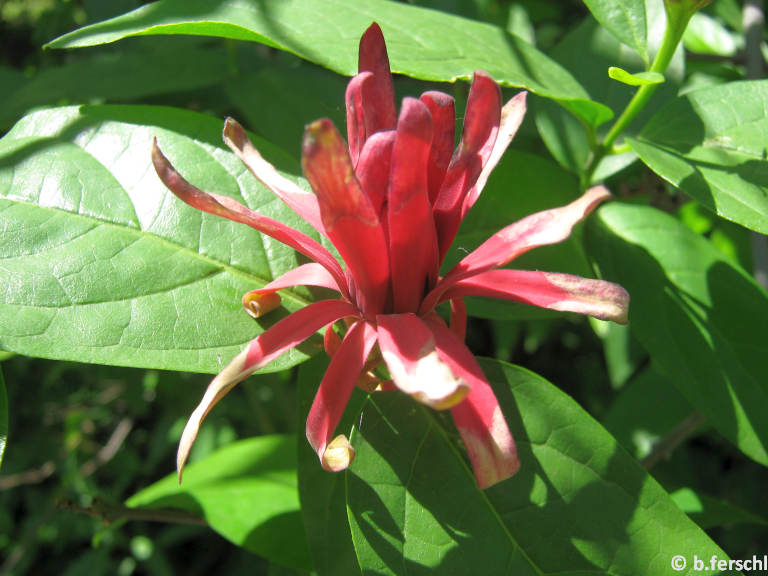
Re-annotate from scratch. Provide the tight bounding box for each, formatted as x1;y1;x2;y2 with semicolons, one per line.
302;119;390;316
424;314;519;489
433;72;501;259
388;98;440;312
357;23;397;135
420;91;456;204
422;185;612;313
442;269;630;323
345;71;373;166
152;139;347;291
377;313;469;410
242;262;344;319
306;321;378;471
449;297;467;341
176;299;359;481
355;129;396;219
461;92;527;217
222;118;326;236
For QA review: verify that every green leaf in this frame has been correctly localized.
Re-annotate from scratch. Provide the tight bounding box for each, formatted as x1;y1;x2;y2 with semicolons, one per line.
602;365;693;459
627;80;768;234
534;2;683;176
683;12;739;57
45;0;610;125
0;39;231;129
296;355;361;576
127;435;312;569
671;487;768;529
586;203;768;466
608;66;665;86
582;0;648;63
0;367;6;470
346;359;730;575
0;105;324;373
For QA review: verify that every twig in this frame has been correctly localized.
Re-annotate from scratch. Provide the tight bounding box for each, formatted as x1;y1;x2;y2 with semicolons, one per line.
58;499;208;526
0;461;55;490
80;417;133;477
640;413;706;470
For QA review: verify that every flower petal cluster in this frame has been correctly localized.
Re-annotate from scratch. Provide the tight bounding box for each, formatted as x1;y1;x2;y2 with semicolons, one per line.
152;23;629;489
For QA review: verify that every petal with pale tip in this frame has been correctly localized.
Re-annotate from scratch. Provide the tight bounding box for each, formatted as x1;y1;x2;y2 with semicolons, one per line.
377;314;469;410
176;299;359;481
222;117;326;236
425;314;519;489
443;270;630;324
306;321;378;472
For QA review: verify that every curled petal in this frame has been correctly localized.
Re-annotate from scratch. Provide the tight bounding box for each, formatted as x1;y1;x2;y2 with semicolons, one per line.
462;92;527;217
442;270;630;323
377;313;469;410
177;299;359;481
433;72;501;259
422;185;612;313
420;91;456;204
152;139;347;292
388;98;440;312
222;118;326;236
242;262;345;318
302;119;390;316
425;314;519;489
306;321;378;471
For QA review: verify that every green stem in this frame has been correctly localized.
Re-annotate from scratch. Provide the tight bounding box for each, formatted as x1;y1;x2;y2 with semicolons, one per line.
584;5;694;186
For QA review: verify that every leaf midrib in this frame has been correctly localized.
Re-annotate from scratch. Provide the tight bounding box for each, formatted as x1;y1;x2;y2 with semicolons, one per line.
3;194;317;309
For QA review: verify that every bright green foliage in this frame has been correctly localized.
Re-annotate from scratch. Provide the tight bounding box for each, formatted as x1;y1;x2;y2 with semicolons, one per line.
587;204;768;465
0;105;322;374
345;359;729;575
608;66;665;86
45;0;612;126
127;435;312;569
582;0;648;64
628;81;768;234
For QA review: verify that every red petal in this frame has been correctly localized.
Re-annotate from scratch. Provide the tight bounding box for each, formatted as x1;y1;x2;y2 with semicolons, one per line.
377;313;469;409
355;130;396;220
425;314;519;489
306;321;378;471
222;118;327;236
442;270;630;323
242;262;345;319
421;185;612;313
152;139;347;292
433;72;501;260
302;120;390;316
358;23;397;135
345;72;373;166
420;91;456;204
177;299;359;481
461;92;527;217
388;98;440;312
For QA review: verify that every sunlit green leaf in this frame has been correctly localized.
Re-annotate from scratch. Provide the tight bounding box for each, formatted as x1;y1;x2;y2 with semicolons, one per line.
586;203;768;466
582;0;648;63
46;0;611;126
628;80;768;234
127;435;312;569
608;66;664;86
0;105;324;373
346;359;729;575
671;487;768;529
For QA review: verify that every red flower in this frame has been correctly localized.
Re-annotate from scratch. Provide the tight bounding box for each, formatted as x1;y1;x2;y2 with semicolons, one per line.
152;23;629;489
